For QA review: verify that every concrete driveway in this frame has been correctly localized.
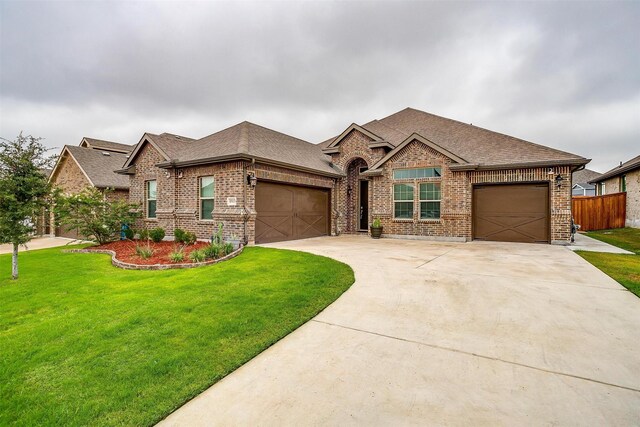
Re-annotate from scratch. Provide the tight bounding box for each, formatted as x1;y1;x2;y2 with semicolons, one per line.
160;236;640;426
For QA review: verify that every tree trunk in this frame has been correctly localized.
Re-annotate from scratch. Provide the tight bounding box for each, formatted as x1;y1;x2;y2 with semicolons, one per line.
12;243;18;280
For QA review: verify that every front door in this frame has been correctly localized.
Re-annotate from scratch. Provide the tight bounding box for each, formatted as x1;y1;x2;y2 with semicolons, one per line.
359;180;369;231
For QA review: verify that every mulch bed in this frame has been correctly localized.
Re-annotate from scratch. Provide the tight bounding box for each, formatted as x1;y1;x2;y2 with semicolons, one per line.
91;240;211;265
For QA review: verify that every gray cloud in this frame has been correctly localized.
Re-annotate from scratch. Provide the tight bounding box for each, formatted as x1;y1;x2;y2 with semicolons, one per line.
1;0;638;172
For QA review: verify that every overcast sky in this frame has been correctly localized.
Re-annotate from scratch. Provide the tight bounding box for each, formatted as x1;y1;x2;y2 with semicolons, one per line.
1;0;638;172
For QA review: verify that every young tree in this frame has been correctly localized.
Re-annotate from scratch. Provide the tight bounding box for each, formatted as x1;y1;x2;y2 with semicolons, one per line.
55;188;140;245
0;133;54;280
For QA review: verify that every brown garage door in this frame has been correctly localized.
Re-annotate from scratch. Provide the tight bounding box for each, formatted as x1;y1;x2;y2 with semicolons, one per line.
255;181;329;244
473;183;550;243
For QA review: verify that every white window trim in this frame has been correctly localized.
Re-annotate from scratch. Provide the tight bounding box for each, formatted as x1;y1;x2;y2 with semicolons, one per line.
146;180;157;219
199;176;215;220
393;183;414;220
419;182;441;220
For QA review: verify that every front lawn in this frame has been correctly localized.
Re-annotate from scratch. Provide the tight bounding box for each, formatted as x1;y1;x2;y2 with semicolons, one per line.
576;227;640;298
0;246;354;426
577;251;640;297
585;227;640;254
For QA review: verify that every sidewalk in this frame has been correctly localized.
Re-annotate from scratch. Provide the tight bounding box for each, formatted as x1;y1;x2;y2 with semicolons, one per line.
567;233;634;254
0;237;84;255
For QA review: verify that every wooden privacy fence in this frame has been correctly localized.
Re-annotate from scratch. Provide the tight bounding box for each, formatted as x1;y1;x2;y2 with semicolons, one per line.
572;192;626;231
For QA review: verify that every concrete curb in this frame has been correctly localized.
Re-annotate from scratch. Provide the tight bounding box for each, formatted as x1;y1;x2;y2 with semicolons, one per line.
62;245;244;270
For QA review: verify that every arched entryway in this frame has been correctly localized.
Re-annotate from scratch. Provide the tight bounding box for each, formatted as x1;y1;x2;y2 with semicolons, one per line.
344;158;369;233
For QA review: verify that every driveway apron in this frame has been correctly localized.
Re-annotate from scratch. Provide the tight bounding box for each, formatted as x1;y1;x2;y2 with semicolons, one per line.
159;236;640;426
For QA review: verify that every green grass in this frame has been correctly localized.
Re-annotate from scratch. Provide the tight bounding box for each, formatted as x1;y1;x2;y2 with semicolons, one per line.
0;246;354;426
576;251;640;297
585;227;640;254
576;228;640;298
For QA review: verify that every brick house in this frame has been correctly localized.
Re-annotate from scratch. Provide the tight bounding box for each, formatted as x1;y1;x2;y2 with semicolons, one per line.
590;154;640;228
118;107;589;245
47;137;133;237
571;168;600;197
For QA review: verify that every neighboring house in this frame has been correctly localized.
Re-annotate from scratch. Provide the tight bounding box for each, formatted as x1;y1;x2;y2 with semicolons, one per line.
48;137;133;238
572;168;600;196
590;154;640;228
119;107;588;245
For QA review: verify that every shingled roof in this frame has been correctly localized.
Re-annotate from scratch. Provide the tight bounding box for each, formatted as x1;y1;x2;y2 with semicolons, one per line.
590;154;640;183
55;145;130;189
147;122;342;177
323;107;589;171
573;168;601;185
80;137;133;154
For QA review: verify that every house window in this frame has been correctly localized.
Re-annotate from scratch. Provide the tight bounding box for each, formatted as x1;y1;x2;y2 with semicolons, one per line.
393;167;441;180
394;184;414;219
600;182;606;195
200;176;215;220
146;180;157;219
420;183;441;219
621;175;626;192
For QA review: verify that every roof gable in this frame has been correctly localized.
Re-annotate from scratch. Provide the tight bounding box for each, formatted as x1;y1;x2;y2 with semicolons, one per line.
50;145;130;189
80;137;133;154
325;124;384;149
365;133;466;174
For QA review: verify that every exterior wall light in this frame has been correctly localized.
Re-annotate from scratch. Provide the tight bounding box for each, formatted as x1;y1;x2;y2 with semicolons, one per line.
555;174;564;188
247;172;257;188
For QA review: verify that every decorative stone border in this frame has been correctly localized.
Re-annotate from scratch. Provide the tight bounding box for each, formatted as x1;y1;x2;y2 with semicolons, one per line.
62;245;244;270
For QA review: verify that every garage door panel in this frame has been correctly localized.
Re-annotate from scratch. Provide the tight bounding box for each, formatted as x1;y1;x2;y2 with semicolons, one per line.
474;184;549;243
256;182;329;244
295;214;328;239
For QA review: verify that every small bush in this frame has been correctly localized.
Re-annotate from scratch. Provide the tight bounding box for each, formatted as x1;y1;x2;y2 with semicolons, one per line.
174;228;185;243
123;227;134;240
223;242;235;256
203;244;220;260
149;227;165;243
168;249;184;263
182;231;197;245
139;229;150;241
189;249;206;263
135;244;153;259
174;228;197;245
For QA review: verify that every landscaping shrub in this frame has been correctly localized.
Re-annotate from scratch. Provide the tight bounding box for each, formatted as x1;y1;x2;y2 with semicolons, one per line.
55;187;140;245
138;229;150;241
123;227;134;240
223;242;235;256
174;228;185;243
135;244;153;259
203;244;220;260
182;231;197;245
168;248;185;263
175;228;197;245
149;227;165;243
189;249;206;263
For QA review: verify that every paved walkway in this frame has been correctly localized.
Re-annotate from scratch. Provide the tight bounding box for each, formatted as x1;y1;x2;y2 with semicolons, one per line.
568;232;634;254
160;236;640;426
0;237;83;255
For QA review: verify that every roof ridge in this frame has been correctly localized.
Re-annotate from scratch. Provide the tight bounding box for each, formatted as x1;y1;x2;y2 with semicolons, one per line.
242;120;318;147
380;107;586;160
238;121;250;154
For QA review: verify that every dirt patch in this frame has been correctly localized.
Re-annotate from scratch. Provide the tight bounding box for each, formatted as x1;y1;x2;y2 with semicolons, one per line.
91;240;211;265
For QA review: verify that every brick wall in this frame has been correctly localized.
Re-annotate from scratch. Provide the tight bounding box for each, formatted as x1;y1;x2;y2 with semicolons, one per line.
331;129;574;243
625;169;640;228
129;142;338;243
51;154;92;194
602;170;640;228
